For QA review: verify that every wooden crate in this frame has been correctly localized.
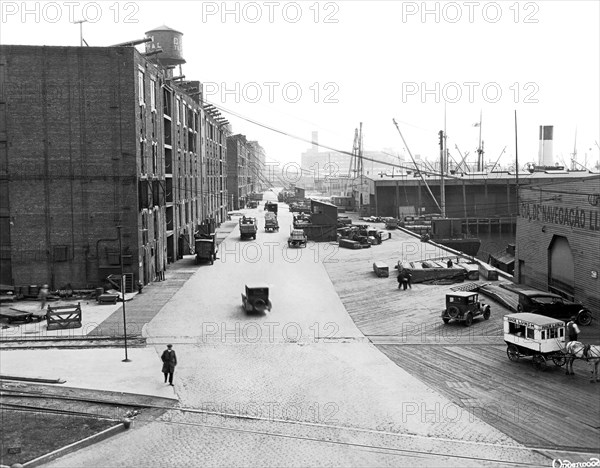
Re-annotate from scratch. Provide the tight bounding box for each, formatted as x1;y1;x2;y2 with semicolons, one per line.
372;262;389;278
46;303;82;330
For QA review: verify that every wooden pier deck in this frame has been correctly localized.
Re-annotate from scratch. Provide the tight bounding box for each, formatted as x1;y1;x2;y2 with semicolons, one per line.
324;226;600;453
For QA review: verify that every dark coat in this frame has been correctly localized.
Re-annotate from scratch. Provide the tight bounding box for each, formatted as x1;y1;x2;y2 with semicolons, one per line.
161;349;177;373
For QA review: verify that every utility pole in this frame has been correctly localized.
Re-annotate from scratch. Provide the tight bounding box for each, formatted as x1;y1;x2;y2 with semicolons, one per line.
117;226;131;363
73;19;87;46
392;119;443;214
439;130;446;218
514;110;519;216
357;122;363;215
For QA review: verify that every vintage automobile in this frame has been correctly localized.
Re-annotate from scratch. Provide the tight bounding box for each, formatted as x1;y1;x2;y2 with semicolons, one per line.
246;201;258;209
288;229;307;248
239;217;258;240
504;313;567;370
241;284;272;314
516;290;592;326
441;291;490;327
264;212;279;232
194;236;218;265
264;201;278;214
384;218;399;230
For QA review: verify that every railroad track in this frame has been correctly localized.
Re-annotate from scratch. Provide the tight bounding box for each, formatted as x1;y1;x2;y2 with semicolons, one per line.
1;387;596;463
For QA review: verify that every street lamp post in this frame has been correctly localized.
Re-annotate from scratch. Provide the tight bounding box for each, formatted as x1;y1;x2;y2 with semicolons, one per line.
73;19;87;46
117;225;131;362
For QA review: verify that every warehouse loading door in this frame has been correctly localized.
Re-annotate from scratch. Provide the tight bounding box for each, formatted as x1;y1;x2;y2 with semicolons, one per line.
548;235;574;300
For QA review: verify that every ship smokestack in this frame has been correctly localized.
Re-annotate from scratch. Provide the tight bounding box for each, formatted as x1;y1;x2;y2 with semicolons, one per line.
311;131;318;151
538;125;554;166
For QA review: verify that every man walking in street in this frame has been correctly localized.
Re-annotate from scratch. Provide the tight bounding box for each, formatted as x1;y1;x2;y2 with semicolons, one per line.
161;344;177;386
397;270;404;289
39;284;49;310
566;316;581;342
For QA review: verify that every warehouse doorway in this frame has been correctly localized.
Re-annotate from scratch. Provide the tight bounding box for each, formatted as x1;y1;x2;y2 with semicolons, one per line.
548;235;574;300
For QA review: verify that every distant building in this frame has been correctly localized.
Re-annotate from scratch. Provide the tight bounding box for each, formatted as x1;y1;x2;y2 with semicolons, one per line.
299;131;402;193
227;134;253;210
0;31;229;289
248;140;266;191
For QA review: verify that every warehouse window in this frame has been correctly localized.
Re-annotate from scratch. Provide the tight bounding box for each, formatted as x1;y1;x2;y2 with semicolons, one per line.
150;79;156;111
138;70;145;105
53;245;68;262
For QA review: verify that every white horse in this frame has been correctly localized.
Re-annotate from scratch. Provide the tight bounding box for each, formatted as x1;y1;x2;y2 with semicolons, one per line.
564;341;600;382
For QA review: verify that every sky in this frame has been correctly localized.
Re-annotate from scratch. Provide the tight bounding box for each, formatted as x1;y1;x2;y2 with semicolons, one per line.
1;0;599;172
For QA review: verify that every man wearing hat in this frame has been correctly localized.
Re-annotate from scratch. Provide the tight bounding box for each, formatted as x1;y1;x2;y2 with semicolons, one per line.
566;316;581;343
161;344;177;386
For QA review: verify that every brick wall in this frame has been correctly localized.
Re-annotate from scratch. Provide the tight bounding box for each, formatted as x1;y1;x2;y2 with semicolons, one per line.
515;176;600;314
2;45;140;289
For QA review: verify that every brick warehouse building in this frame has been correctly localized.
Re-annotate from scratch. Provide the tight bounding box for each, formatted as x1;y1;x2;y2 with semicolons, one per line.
227;134;257;210
0;36;229;289
516;175;600;315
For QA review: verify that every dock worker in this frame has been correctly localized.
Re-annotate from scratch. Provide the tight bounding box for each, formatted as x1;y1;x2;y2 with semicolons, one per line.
447;258;453;268
566;316;580;342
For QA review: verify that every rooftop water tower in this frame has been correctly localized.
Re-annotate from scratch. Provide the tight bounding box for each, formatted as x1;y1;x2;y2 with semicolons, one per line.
145;25;186;68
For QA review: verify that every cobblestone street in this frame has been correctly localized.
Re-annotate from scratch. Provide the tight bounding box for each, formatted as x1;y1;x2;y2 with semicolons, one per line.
40;205;556;467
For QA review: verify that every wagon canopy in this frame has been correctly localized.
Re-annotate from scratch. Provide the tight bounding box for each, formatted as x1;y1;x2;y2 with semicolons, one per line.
505;313;565;328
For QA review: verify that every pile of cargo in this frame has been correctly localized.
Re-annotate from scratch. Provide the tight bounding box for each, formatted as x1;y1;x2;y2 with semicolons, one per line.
337;225;387;249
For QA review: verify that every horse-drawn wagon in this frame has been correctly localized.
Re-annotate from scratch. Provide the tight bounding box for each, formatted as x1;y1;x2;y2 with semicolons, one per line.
504;313;567;370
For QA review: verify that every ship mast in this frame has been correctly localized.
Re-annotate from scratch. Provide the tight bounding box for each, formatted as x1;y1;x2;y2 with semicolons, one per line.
476;110;484;171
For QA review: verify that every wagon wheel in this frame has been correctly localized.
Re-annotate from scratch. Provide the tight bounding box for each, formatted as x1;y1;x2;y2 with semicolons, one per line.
552;354;566;367
442;318;450;324
507;345;520;362
483;306;491;320
463;312;473;327
532;354;547;370
447;306;460;319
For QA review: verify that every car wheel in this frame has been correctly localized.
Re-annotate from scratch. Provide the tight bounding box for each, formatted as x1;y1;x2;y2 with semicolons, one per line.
464;312;473;327
483;306;491;320
577;310;592;326
442;318;450;324
448;306;460;319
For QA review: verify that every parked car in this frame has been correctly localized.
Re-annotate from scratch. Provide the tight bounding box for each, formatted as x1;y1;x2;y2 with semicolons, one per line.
241;284;272;314
441;291;490;327
516;290;593;326
194;236;217;265
288;229;307;248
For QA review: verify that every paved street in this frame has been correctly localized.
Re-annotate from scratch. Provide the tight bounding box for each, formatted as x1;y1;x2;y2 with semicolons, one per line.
37;200;561;467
